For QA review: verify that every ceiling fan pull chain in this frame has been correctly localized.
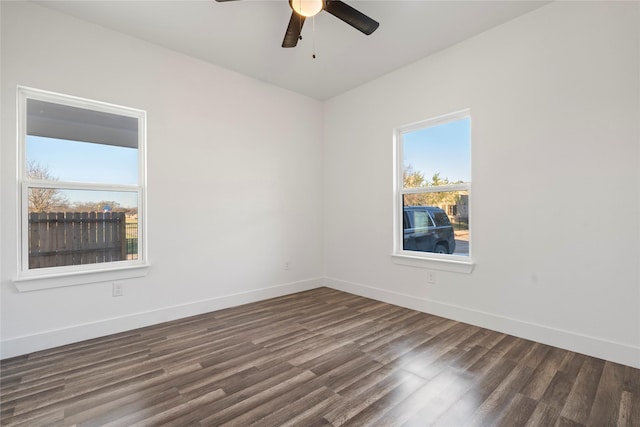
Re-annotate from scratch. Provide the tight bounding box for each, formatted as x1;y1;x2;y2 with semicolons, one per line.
312;15;316;59
299;4;303;42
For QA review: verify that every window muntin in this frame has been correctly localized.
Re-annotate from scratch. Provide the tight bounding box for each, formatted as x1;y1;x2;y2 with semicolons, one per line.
395;110;471;262
18;87;146;280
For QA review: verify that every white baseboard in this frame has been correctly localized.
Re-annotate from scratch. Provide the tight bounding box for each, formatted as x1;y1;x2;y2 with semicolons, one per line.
0;277;322;360
323;277;640;369
4;276;639;369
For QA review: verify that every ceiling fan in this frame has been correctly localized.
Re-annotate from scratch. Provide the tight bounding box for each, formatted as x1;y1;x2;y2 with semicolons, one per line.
215;0;380;48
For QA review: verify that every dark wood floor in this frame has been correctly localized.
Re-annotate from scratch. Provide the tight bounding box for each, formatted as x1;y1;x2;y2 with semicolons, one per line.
1;287;639;426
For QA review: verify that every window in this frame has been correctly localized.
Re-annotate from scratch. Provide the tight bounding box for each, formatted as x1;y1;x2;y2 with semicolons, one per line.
16;87;147;287
393;110;472;272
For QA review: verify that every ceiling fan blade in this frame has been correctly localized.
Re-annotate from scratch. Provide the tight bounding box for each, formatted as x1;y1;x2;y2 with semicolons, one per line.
282;12;306;48
324;0;379;35
214;0;240;2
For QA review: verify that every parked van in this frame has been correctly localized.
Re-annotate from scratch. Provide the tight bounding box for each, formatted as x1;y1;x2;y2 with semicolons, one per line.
403;206;456;254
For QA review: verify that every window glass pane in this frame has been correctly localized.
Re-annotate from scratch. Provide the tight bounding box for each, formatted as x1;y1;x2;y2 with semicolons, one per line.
27;188;139;269
26;136;138;185
403;191;469;256
19;88;146;281
403;117;470;188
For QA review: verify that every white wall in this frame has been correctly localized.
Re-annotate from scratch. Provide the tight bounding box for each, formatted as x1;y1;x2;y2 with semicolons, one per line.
323;1;640;368
0;2;324;358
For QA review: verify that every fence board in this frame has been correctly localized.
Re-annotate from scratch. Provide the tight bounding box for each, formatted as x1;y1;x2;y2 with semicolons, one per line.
89;212;97;264
71;212;81;266
105;213;112;262
29;213;41;269
97;212;105;263
55;212;65;267
41;213;56;268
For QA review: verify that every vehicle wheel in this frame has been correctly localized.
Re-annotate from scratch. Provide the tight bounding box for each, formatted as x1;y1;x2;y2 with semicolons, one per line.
434;244;447;254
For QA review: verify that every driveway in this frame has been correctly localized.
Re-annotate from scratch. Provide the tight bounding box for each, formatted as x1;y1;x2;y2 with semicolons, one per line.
454;230;469;256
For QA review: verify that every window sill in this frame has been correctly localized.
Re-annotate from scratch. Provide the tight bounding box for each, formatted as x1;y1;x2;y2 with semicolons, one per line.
13;264;150;292
391;253;474;273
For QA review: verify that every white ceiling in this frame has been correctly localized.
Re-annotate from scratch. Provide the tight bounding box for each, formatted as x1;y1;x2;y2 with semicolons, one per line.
35;0;549;100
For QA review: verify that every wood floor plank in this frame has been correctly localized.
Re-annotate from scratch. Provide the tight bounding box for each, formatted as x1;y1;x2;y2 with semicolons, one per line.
540;371;576;410
313;354;383;394
457;359;520;424
586;361;627;427
494;393;538;427
367;329;433;364
220;383;333;426
1;287;639;427
407;352;514;426
297;343;367;376
197;369;317;425
375;367;474;426
338;372;425;427
2;408;65;427
455;327;506;352
355;312;445;350
260;328;318;350
464;363;535;425
629;391;640;427
523;402;561;427
69;385;185;427
618;390;635;427
558;352;587;378
120;388;225;427
520;346;568;401
11;368;165;417
559;356;605;424
323;368;418;426
331;364;396;403
254;386;341;427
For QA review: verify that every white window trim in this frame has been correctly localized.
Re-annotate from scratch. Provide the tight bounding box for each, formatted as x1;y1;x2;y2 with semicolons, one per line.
392;109;474;274
14;87;149;291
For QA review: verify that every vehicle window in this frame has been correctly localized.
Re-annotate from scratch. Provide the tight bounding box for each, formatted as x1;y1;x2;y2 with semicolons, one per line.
432;211;451;227
413;211;433;229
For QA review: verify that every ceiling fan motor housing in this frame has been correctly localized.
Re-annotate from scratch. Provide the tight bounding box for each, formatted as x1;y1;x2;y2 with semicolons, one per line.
289;0;324;17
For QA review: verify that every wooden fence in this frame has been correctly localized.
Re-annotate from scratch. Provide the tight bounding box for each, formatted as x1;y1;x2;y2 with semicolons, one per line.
28;212;127;269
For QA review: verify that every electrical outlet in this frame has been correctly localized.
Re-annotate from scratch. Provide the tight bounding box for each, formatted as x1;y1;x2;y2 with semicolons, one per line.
426;271;436;284
112;282;123;297
284;261;290;271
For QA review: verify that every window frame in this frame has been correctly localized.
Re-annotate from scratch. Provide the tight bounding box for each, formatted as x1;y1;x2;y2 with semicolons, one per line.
15;86;149;290
392;109;474;273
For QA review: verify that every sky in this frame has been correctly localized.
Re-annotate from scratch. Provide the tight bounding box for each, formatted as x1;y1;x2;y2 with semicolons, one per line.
26;136;139;207
403;117;470;184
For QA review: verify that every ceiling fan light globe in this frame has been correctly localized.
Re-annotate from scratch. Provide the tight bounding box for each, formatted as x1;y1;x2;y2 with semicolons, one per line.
290;0;324;17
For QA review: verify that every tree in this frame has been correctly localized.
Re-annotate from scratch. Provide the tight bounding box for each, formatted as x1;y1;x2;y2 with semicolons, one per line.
26;161;69;212
71;200;126;213
403;166;462;209
403;165;426;188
